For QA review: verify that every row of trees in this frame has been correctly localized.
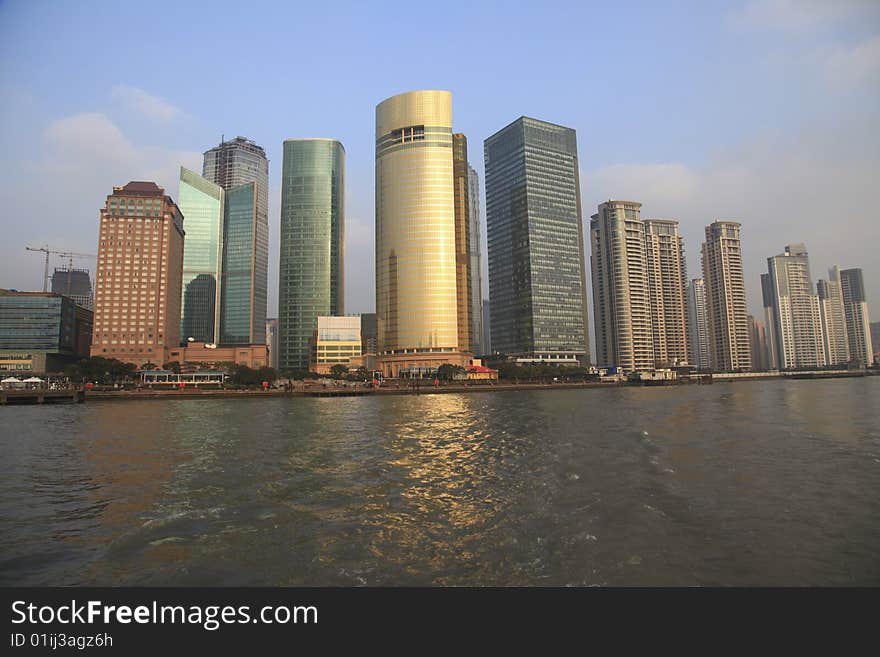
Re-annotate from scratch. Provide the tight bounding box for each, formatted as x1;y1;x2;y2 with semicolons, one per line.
494;362;594;382
64;358;281;387
64;357;137;384
64;357;593;387
228;365;277;386
279;365;373;381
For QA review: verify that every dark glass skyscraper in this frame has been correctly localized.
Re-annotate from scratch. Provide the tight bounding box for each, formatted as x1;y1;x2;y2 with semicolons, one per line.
483;116;589;364
278;139;345;370
468;165;484;355
50;267;93;310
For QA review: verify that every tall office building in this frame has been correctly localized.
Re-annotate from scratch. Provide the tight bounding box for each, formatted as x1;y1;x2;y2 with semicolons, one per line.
485;116;589;365
360;313;378;355
816;267;849;366
686;278;711;370
178;167;263;345
178;167;223;343
279;139;345;370
219;181;261;344
590;200;653;371
840;268;874;366
375;90;469;376
202;136;268;345
91;181;184;366
467;164;484;356
1;290;92;373
644;219;689;367
482;298;491;356
748;315;768;371
701;221;750;371
452;133;472;353
265;318;279;370
50;267;93;310
763;244;824;369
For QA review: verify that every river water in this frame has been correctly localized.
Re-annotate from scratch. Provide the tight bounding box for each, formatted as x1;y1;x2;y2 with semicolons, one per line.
1;379;878;586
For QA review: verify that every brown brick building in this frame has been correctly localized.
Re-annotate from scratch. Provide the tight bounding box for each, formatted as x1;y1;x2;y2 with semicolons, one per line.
91;181;184;366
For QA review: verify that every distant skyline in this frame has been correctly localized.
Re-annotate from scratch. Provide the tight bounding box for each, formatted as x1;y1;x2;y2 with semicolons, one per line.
1;0;878;358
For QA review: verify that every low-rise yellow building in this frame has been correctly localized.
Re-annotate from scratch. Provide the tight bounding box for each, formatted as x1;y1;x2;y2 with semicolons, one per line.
310;316;362;374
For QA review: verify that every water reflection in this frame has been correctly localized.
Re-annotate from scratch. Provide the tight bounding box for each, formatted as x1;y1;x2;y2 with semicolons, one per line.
1;380;878;585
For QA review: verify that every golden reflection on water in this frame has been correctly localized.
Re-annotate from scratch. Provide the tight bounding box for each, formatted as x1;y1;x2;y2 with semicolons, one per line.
371;394;505;580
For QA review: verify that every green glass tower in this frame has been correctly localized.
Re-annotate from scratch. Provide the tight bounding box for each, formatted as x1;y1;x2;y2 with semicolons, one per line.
278;139;345;370
220;182;259;345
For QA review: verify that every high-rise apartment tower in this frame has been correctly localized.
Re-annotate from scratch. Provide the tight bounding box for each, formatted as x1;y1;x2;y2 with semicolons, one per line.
763;243;824;369
644;218;689;367
840;268;874;366
817;266;850;367
686;278;711;370
701;221;751;371
590;200;653;371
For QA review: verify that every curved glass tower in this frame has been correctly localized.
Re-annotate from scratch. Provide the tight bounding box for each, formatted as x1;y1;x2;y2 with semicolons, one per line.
375;90;459;359
278;139;345;370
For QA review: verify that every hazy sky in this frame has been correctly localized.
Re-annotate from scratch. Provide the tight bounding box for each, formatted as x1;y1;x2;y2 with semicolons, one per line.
1;0;878;350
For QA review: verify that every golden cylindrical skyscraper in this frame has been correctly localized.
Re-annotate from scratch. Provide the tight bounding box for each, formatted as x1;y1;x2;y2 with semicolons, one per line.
375;90;461;372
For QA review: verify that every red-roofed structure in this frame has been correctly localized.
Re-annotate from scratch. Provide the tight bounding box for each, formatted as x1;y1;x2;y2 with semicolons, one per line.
466;364;498;380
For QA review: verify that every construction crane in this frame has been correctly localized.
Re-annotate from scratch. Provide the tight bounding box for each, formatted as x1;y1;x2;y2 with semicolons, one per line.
25;245;96;292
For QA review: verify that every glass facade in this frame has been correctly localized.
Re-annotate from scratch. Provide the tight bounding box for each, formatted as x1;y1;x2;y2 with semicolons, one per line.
467;165;484;355
220;183;257;345
452;134;472;353
0;293;76;352
375;90;458;354
50;268;93;310
279;139;345;370
178;167;223;343
484;116;589;363
202;137;268;346
312;316;361;370
360;312;377;354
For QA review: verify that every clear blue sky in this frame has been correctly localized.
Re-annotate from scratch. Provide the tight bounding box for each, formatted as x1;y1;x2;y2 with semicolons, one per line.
1;0;878;341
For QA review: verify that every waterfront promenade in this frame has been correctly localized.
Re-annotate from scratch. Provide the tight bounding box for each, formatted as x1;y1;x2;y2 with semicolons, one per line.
77;369;874;401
